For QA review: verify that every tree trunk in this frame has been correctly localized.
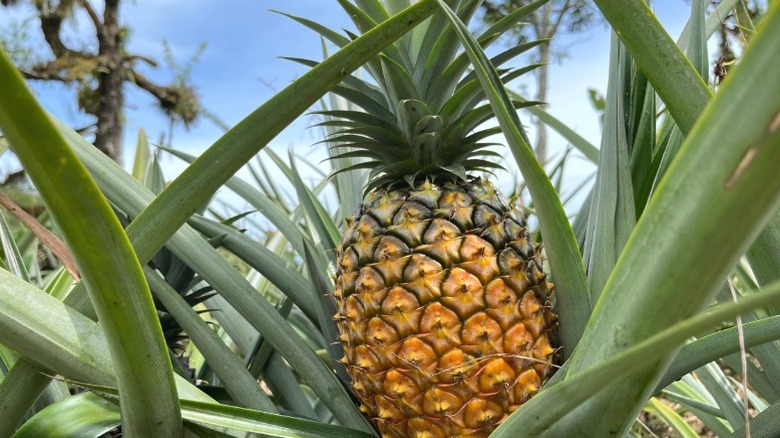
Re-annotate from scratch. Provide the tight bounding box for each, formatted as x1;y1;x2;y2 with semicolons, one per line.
93;0;124;163
11;0;199;164
535;40;550;166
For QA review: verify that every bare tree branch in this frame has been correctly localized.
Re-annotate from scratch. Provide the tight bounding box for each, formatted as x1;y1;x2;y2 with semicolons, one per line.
131;69;200;126
38;0;80;57
20;53;100;82
549;0;573;37
480;0;596;165
131;70;169;99
20;68;71;81
528;7;542;37
126;53;159;68
3;0;204;162
39;15;69;57
78;0;106;41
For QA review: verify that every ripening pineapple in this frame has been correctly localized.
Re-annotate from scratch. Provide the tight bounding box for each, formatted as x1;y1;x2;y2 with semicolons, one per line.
312;2;558;436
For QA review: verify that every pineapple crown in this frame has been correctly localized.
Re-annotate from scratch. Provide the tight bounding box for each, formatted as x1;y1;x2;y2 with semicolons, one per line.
284;0;546;193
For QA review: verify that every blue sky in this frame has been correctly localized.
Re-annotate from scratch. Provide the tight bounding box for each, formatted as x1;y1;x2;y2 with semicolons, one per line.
1;1;701;205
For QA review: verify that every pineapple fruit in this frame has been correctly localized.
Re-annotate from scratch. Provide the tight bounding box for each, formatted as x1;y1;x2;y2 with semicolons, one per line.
334;179;556;436
313;1;558;436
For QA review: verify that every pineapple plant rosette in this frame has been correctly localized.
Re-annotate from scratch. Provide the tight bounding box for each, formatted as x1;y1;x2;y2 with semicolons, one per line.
308;1;559;435
1;0;780;437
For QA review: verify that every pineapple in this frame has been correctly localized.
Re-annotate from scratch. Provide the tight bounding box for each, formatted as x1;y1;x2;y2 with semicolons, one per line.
313;1;558;436
334;179;556;437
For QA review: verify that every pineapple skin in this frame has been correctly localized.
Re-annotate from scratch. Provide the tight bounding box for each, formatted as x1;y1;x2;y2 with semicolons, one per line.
334;178;557;437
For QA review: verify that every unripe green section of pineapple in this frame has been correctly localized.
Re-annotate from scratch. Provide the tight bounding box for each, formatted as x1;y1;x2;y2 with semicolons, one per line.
334;178;556;437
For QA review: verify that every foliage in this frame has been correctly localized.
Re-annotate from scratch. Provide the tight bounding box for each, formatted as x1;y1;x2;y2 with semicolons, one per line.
479;0;598;165
0;0;205;162
480;0;596;41
0;0;779;437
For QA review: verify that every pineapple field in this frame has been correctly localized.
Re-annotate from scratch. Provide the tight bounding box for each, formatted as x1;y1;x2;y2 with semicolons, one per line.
0;0;779;437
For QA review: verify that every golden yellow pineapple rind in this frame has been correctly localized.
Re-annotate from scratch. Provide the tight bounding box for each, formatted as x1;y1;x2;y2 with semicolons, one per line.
334;179;557;438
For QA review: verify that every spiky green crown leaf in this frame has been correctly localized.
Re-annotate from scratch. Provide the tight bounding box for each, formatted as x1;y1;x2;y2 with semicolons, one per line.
284;0;548;192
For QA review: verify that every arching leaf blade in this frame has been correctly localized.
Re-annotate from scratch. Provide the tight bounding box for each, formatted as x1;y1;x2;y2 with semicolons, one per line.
0;49;181;436
435;0;592;358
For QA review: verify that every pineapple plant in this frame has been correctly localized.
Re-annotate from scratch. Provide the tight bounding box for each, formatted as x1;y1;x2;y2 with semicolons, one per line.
1;0;780;437
314;1;559;435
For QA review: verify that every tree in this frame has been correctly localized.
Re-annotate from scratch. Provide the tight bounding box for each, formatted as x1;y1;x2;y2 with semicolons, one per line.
711;0;763;84
0;0;202;163
481;0;595;165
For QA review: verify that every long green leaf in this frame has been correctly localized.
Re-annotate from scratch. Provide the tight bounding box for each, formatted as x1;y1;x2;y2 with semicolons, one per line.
15;392;374;438
685;0;708;79
143;267;276;412
648;0;708;203
628;73;656;214
0;50;180;436
289;153;341;256
677;0;742;53
1;365;60;434
0;267;214;404
204;295;259;359
13;393;120;438
669;378;734;437
748;210;780;312
0;266;71;431
56;124;371;431
493;277;780;436
592;0;712;135
647;397;700;438
187;215;319;321
435;0;591;356
125;0;440;269
695;362;746;427
508;90;599;163
540;4;780;435
0;211;29;282
179;399;374;438
658;315;780;391
581;34;636;299
302;243;347;383
132;128;152;182
727;399;780;438
262;351;319;420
